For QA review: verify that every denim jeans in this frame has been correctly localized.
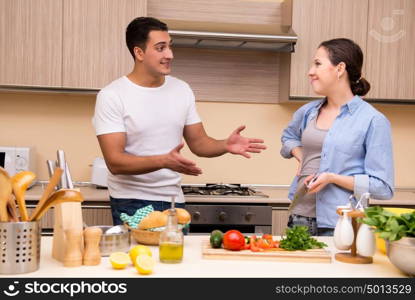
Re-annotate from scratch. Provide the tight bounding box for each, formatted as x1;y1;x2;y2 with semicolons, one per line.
109;196;185;225
316;227;334;236
287;214;334;236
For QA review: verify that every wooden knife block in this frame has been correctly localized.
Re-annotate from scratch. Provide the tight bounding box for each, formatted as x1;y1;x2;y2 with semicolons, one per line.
52;201;84;262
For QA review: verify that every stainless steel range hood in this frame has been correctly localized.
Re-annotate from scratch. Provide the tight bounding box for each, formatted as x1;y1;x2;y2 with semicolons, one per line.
165;20;297;53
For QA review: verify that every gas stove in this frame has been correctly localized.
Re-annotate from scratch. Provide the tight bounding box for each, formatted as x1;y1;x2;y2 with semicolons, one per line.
181;184;269;198
182;184;271;234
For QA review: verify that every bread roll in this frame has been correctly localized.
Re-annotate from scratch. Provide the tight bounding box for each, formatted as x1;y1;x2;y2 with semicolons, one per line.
162;208;191;224
138;211;167;230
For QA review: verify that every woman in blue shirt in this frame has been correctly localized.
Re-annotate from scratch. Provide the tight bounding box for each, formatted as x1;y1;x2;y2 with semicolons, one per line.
281;38;394;236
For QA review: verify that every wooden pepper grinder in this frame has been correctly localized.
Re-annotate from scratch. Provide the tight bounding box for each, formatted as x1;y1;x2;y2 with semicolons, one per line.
63;228;83;267
83;227;103;266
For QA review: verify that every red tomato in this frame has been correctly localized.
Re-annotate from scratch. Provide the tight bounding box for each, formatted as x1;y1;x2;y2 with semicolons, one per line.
256;238;271;249
250;236;262;252
223;230;245;251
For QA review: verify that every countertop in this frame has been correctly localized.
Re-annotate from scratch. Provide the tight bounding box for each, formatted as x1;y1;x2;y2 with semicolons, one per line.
25;184;415;206
0;236;408;278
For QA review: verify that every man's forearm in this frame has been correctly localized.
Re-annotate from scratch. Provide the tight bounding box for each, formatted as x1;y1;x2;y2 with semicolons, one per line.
189;136;228;157
105;152;166;175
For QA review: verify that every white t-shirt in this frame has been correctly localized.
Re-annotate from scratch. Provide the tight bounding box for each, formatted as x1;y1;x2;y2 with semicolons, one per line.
93;75;201;202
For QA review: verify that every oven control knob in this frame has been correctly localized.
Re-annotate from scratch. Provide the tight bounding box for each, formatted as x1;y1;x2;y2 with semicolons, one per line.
218;211;227;222
245;212;254;222
193;211;201;221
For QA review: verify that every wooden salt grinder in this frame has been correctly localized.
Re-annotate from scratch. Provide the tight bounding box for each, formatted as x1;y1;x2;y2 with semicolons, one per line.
83;227;103;266
63;228;83;267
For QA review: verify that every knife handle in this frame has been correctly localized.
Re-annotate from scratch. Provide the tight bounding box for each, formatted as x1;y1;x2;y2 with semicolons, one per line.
46;160;54;177
57;150;68;189
65;162;74;189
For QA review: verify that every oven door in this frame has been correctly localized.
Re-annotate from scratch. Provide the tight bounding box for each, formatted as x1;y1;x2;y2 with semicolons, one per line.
184;203;272;235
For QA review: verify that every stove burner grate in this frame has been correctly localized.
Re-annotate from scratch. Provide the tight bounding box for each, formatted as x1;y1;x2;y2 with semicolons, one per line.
182;184;261;196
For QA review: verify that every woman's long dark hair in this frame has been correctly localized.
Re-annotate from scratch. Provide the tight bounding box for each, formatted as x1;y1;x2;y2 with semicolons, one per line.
319;38;370;96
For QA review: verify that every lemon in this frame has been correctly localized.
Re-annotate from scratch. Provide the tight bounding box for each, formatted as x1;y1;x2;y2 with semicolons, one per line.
135;254;155;275
129;245;152;264
109;252;131;269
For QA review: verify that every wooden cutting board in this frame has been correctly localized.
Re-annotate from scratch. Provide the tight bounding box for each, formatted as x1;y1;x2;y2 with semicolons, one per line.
202;239;332;263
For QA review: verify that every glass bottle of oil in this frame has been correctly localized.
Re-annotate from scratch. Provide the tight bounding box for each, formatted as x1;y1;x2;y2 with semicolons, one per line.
159;208;183;263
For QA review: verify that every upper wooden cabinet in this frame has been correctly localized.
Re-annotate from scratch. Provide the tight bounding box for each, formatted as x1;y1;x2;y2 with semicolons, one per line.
365;0;415;100
62;0;146;89
0;0;63;87
0;0;145;90
290;0;369;98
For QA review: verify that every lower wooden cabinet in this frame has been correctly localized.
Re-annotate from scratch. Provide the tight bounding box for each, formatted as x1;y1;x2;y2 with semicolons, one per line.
26;204;113;234
272;207;290;236
81;206;113;227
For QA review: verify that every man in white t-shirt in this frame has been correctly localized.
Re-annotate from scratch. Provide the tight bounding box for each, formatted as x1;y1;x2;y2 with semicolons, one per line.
93;17;267;225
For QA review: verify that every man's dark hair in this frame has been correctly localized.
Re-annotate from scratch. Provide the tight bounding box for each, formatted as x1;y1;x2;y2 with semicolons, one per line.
126;17;168;59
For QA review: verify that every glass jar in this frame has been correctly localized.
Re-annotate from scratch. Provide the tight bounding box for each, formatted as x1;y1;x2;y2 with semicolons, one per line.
159;208;183;263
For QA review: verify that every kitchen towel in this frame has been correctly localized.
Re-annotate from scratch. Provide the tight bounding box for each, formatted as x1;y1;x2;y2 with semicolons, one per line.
120;205;154;228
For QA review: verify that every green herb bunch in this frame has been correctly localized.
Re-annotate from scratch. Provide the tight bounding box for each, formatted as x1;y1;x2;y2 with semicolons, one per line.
360;206;415;242
279;225;327;251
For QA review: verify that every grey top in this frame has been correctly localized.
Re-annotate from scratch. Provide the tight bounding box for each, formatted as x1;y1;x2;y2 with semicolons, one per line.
292;118;328;217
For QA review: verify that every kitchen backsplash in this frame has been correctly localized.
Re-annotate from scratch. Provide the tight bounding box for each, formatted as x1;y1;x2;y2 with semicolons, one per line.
0;91;414;187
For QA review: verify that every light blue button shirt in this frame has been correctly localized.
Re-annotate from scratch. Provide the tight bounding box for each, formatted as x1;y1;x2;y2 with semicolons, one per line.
281;96;394;228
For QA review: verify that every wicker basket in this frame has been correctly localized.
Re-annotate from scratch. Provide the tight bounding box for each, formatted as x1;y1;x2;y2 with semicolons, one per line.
126;225;161;245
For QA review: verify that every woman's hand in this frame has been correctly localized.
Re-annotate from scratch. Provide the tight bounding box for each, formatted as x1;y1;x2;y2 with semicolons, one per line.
303;174;317;186
291;147;303;176
296;161;303;176
306;173;334;194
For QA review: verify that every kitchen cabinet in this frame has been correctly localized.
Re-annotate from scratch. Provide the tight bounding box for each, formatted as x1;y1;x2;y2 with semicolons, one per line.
81;205;113;227
27;204;113;234
290;0;369;98
0;0;63;87
365;0;415;100
62;0;146;89
0;0;146;90
272;207;290;236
